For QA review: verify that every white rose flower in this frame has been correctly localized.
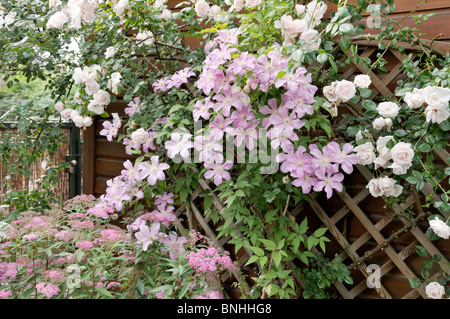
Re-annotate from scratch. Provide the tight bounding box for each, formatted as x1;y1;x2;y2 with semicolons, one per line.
390;141;414;167
323;83;338;102
55;101;64;112
376;101;400;118
83;4;96;23
374;135;394;169
107;72;122;95
354;142;376;165
334;79;356;102
295;4;305;15
84;79;100;95
72;67;84;84
87;101;105;114
300;28;321;51
80;66;100;83
161;9;172;20
404;88;424;109
93;89;111;106
114;0;129;16
4;11;16;30
83;116;93;128
195;0;210;18
61;108;74;121
234;0;245;11
72;115;86;128
245;0;261;8
46;11;69;29
367;176;402;198
424;104;450;124
131;128;149;145
367;178;383;197
425;282;445;299
429;217;450;240
378;176;403;197
105;46;117;59
353;74;371;89
421;86;450;106
74;90;83;104
372;117;386;130
136;30;155;46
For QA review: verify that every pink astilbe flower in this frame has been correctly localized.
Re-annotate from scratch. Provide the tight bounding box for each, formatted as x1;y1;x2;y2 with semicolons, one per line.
187;247;237;274
0;291;12;299
97;228;128;245
44;270;66;283
75;240;94;250
0;262;17;283
35;282;60;298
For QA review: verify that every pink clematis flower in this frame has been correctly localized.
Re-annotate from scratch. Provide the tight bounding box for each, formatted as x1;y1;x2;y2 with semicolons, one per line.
165;133;193;159
135;222;162;251
204;156;233;186
313;165;345;199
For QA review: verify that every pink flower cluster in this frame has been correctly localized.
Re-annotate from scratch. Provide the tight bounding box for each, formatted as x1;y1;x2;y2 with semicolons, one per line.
186;247;237;274
152;67;196;93
35;282;60;298
100;156;170;212
278;142;359;198
0;262;17;283
87;205;114;219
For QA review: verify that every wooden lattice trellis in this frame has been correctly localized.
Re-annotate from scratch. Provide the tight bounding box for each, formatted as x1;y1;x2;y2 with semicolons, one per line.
170;38;450;299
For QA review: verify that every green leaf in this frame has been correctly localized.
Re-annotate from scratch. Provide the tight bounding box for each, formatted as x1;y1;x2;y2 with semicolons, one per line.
259;238;277;251
204;195;213;211
317;53;328;64
409;277;422;289
415;245;428;257
359;88;372;98
418;142;432;153
340;36;351;51
250;246;265;257
95;287;114;299
440;121;450;131
313;228;327;237
245;255;260;266
362;100;377;111
299;218;308;234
